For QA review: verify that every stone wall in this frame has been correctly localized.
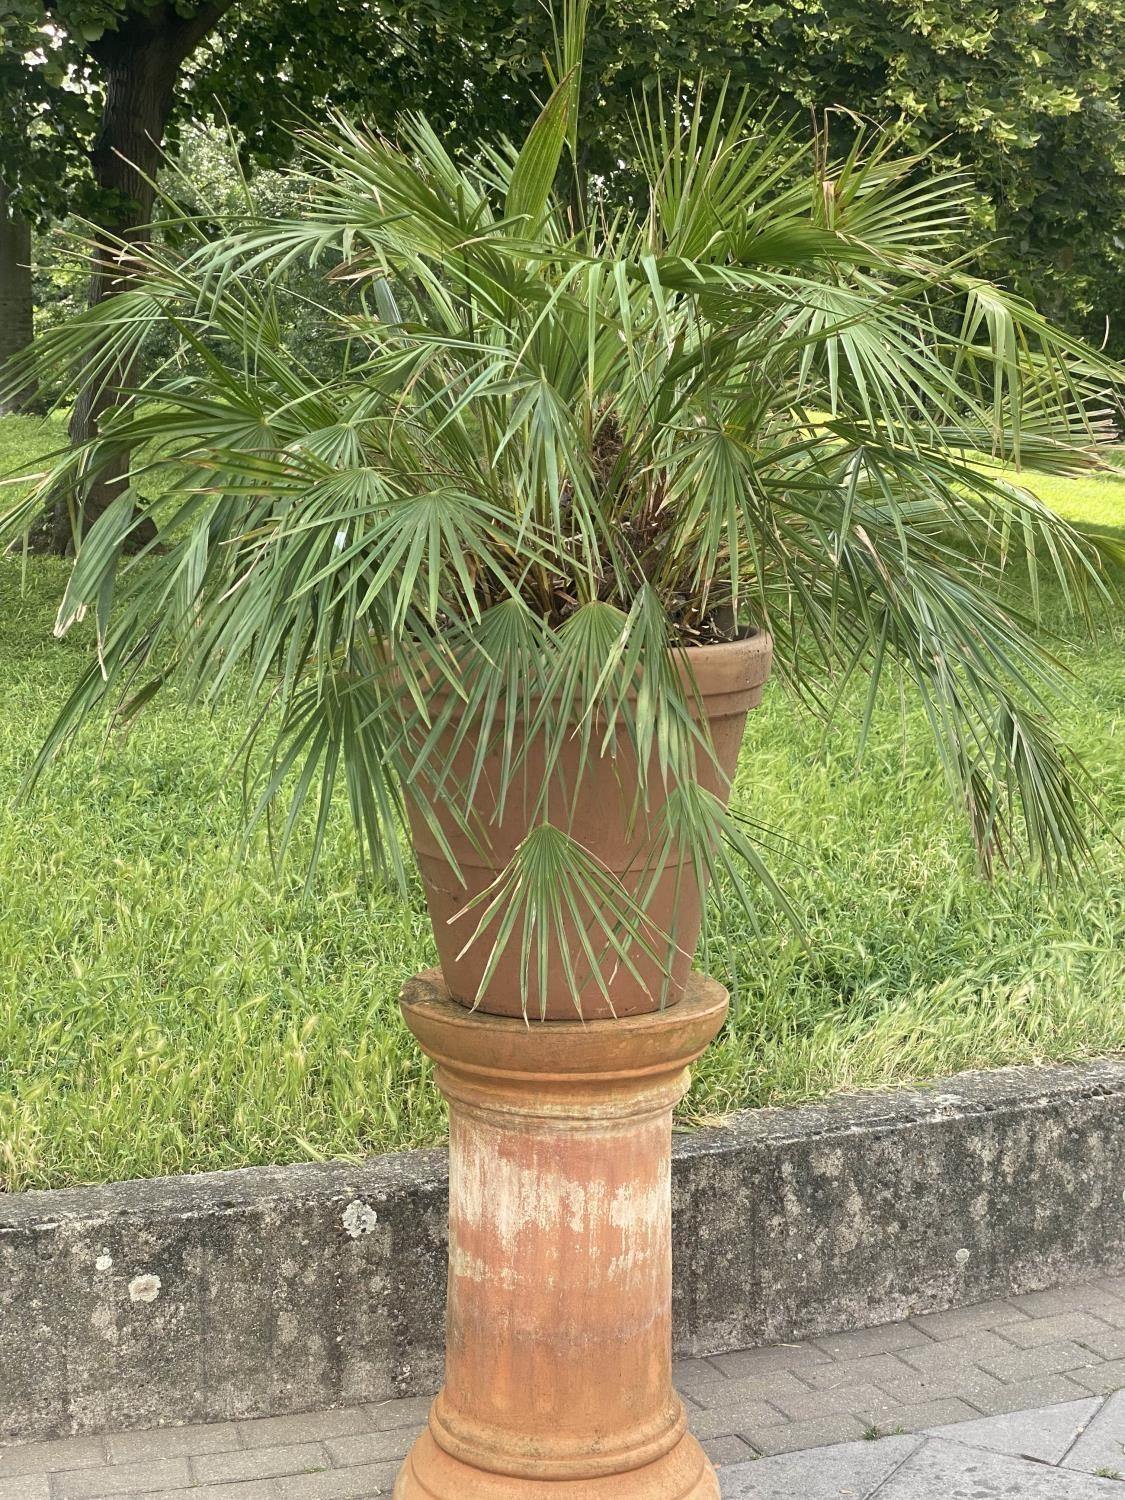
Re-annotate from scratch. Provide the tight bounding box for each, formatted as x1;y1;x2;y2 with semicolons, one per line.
2;1060;1123;1441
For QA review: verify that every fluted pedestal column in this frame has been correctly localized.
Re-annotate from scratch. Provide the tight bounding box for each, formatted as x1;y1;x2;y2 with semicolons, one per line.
393;970;728;1500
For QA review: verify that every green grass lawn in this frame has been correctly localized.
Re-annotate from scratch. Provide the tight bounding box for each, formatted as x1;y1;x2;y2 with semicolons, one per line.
1;413;1123;1192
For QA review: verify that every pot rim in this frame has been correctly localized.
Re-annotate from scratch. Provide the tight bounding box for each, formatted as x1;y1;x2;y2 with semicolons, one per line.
405;627;774;704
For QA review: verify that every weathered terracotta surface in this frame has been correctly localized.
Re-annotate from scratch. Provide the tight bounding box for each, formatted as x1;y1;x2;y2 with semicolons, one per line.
405;633;773;1020
394;970;730;1499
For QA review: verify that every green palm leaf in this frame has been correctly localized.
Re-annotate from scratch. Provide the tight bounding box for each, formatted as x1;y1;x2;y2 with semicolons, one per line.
3;12;1123;1014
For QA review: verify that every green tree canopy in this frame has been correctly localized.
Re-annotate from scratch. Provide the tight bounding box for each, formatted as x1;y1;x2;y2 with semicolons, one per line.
471;0;1125;352
5;0;1125;343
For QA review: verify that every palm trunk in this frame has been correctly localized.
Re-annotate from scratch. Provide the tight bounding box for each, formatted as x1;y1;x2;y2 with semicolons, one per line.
0;184;35;414
49;0;234;554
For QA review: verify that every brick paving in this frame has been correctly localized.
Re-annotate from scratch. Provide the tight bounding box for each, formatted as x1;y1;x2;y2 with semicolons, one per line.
2;1276;1124;1496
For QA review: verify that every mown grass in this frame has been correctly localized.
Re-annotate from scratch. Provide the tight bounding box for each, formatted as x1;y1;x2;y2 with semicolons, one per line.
1;413;1123;1191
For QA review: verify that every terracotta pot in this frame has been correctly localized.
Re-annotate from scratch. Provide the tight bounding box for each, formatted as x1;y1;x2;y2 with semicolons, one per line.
404;633;772;1020
394;969;729;1500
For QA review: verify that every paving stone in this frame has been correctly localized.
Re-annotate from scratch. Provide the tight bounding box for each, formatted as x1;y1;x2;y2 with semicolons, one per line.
861;1398;981;1435
671;1359;736;1401
908;1300;1031;1341
235;1411;369;1448
700;1433;757;1465
1070;1362;1125;1397
686;1400;790;1441
741;1415;871;1457
689;1372;817;1413
1076;1331;1125;1363
274;1462;401;1498
717;1434;922;1498
0;1478;50;1500
0;1439;107;1479
898;1329;1019;1374
877;1437;1120;1497
927;1396;1103;1465
967;1374;1102;1417
812;1323;933;1360
674;1365;761;1405
148;1485;281;1500
800;1354;915;1393
52;1457;192;1497
1064;1391;1125;1477
192;1444;330;1484
361;1396;433;1433
105;1424;242;1465
706;1345;832;1381
869;1364;1009;1409
1007;1287;1123;1320
673;1357;725;1386
1001;1315;1118;1351
980;1340;1102;1384
1068;1294;1125;1332
766;1382;891;1423
323;1429;416;1467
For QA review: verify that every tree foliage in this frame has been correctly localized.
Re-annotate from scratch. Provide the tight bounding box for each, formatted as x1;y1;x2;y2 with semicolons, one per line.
0;1;234;223
0;0;101;222
481;0;1125;352
4;0;1125;348
174;0;1125;354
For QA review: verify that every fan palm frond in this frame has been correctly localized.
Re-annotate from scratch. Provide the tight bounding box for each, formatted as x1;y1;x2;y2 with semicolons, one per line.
3;7;1122;1007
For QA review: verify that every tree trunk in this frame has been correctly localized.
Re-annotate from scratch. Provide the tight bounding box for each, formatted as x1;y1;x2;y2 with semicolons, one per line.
49;0;234;554
0;184;35;414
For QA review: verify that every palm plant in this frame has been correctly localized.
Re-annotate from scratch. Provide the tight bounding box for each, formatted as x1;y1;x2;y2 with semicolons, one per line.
4;3;1122;1017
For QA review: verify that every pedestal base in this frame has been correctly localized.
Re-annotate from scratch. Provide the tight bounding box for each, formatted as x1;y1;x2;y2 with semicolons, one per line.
394;1425;720;1499
393;972;729;1500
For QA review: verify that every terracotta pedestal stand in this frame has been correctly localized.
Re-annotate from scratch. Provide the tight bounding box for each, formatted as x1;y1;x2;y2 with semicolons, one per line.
394;970;729;1500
